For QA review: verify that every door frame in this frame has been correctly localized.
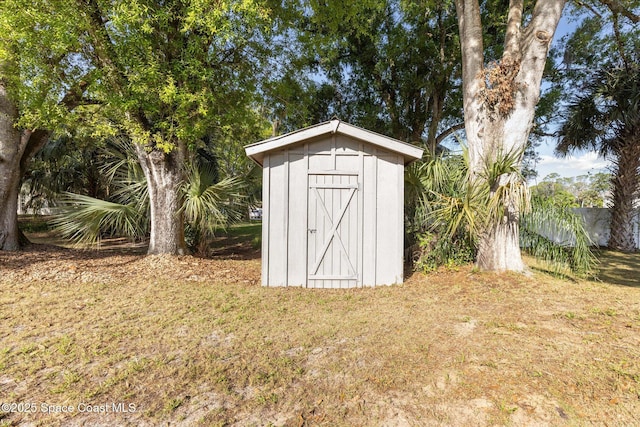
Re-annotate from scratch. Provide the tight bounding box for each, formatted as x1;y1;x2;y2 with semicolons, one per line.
306;170;361;287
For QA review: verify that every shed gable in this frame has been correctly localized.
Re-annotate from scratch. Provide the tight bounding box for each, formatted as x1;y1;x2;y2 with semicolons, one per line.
245;119;423;166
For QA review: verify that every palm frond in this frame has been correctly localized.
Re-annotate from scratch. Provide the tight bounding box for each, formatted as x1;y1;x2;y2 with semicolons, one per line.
100;137;142;183
410;150;480;270
557;61;640;158
521;196;597;276
181;162;247;236
557;95;608;156
51;192;147;247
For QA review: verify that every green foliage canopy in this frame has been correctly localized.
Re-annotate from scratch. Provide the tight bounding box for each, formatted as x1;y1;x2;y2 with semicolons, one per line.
272;0;463;153
531;173;612;208
1;0;272;151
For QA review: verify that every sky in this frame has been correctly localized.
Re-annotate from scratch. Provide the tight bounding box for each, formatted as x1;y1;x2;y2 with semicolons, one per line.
532;149;610;182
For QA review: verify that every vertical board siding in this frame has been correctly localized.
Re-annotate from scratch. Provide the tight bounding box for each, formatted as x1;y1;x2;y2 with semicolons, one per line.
348;173;358;288
307;169;317;287
262;155;270;286
376;153;402;285
356;142;365;286
303;143;309;286
397;155;405;283
362;152;377;286
267;152;286;286
357;143;364;287
283;150;289;286
287;152;307;286
335;134;362;154
330;135;337;289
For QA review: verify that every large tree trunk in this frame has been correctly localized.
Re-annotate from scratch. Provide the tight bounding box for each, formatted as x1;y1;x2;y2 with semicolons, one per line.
474;118;527;272
2;60;85;251
135;144;188;255
0;110;21;251
0;131;51;250
608;138;640;252
477;212;525;271
0;76;22;250
455;0;566;272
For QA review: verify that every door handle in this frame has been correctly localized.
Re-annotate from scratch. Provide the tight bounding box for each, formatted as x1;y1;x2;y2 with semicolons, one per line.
308;229;316;233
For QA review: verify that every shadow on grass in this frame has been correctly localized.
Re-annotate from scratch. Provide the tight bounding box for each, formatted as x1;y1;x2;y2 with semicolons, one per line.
594;249;640;288
10;217;262;266
16;216;637;288
19;215;148;258
209;222;261;260
525;250;640;288
0;241;145;274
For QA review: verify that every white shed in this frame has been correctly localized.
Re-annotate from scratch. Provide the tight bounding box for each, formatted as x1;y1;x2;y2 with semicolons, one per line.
245;119;423;288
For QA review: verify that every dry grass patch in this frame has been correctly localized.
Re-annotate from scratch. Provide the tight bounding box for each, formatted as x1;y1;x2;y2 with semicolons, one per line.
1;246;639;426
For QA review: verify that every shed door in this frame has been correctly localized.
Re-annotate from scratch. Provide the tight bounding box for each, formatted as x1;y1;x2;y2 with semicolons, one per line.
307;173;359;287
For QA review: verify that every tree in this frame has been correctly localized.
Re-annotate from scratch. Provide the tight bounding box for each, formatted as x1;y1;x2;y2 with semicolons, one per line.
51;138;246;255
408;150;596;276
1;0;270;254
531;174;580;208
0;62;24;250
557;62;640;251
280;0;464;154
531;172;612;208
0;51;87;250
454;0;566;272
0;59;24;250
555;1;639;252
20;128;113;213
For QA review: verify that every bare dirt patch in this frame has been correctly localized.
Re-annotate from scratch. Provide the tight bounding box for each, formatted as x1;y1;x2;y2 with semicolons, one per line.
1;244;639;426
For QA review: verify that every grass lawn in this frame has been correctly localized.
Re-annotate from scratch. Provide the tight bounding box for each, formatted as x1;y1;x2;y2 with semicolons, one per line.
0;222;639;426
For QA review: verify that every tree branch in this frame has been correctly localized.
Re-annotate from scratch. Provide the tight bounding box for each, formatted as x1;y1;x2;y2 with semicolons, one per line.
59;79;91;111
531;129;557;138
19;130;49;175
600;0;640;23
436;123;466;145
455;0;484;96
572;1;603;18
611;12;630;68
20;75;92;174
78;0;151;133
79;0;125;93
504;0;524;61
520;0;566;64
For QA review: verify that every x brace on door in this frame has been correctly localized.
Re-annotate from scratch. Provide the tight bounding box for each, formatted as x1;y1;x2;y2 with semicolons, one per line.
309;184;358;279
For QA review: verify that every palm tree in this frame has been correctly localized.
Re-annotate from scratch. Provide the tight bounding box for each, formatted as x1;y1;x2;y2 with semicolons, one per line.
51;138;246;254
557;61;640;252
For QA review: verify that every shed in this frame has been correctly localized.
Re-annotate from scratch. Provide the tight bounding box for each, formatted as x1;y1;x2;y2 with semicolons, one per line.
245;119;423;288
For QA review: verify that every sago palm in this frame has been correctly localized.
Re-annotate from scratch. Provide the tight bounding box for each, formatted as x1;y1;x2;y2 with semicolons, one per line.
557;61;640;252
406;151;481;270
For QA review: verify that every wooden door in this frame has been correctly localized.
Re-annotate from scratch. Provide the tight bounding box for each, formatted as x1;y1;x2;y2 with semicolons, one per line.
307;173;359;288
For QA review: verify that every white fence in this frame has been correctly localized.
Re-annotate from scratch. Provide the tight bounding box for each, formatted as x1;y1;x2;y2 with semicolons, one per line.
573;208;640;249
